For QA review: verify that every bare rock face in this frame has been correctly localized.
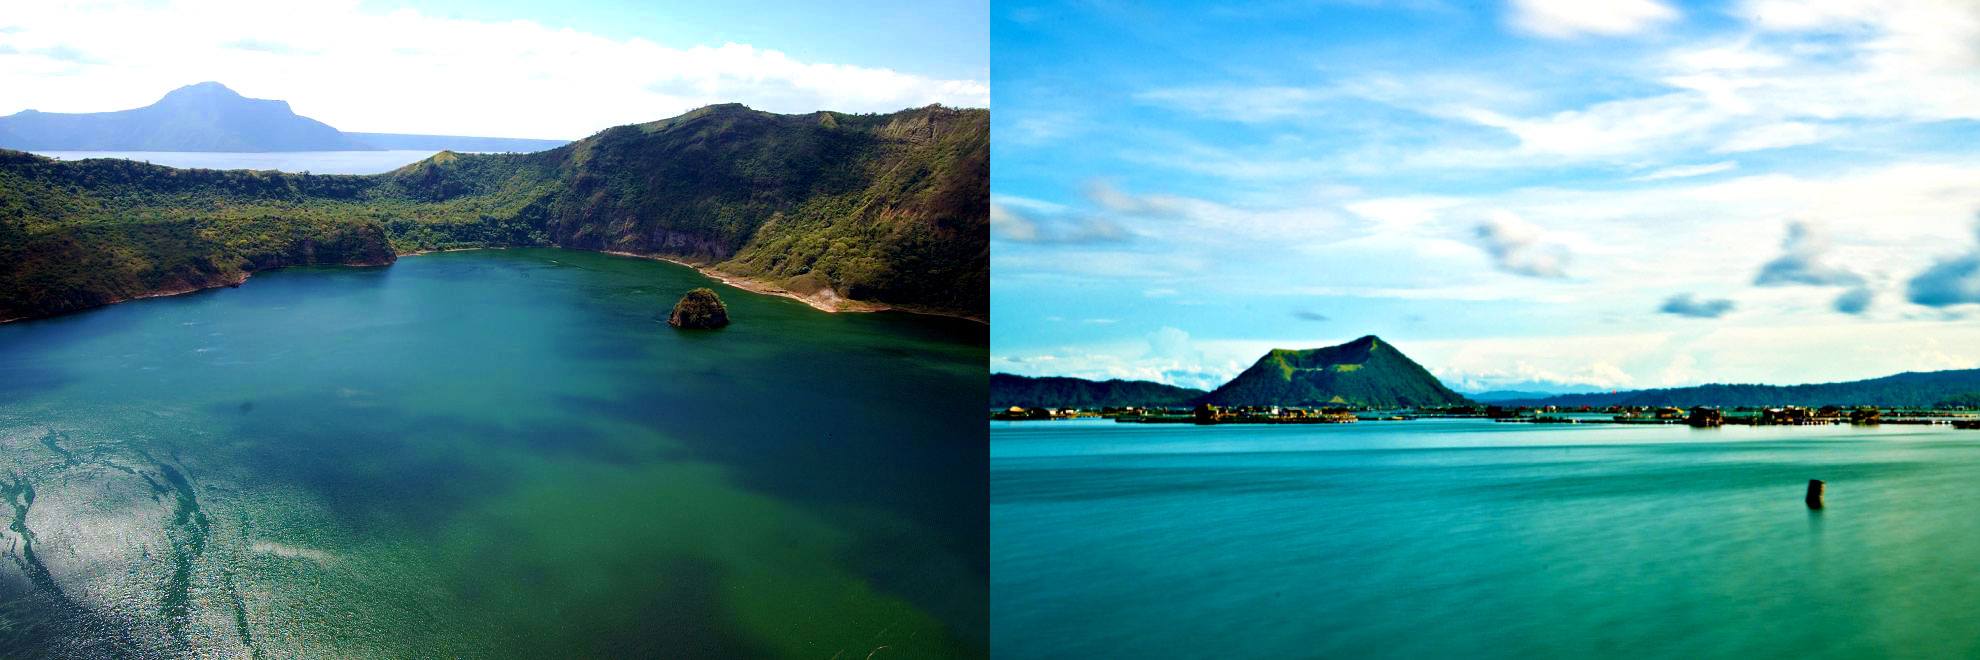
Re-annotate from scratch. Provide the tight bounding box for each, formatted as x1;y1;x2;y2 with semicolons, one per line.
668;288;729;329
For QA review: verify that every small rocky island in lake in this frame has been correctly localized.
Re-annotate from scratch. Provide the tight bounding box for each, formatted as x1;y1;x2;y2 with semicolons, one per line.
668;288;730;329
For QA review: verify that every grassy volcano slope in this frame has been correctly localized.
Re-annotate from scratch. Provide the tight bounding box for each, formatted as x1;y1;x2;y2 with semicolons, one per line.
0;103;988;322
1197;335;1473;408
0;151;397;320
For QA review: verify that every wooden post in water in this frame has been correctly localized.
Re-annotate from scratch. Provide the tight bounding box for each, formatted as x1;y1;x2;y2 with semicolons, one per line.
1806;479;1824;510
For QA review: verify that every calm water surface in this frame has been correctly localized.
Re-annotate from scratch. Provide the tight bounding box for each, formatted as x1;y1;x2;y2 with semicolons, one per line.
993;418;1980;659
0;248;986;658
29;150;440;174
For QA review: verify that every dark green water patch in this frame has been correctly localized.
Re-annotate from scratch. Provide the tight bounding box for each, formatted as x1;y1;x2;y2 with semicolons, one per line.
0;248;985;657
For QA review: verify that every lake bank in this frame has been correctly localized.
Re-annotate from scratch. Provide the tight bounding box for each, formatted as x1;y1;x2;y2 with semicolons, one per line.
3;244;984;326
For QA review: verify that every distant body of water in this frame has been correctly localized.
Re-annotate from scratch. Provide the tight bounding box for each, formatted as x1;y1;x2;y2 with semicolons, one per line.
0;248;987;657
993;418;1980;659
28;150;440;174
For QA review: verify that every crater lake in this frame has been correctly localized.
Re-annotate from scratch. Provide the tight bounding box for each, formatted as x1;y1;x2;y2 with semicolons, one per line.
0;248;986;658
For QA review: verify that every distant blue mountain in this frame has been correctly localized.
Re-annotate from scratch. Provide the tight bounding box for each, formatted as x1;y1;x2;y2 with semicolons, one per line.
1468;390;1567;402
1494;368;1980;408
0;82;567;153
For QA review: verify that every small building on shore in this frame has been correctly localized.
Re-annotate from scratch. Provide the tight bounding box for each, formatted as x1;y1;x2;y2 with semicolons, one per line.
1761;406;1813;425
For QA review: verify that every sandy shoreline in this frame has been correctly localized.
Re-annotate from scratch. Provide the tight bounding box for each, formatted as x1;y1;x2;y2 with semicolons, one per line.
605;251;988;323
594;250;889;315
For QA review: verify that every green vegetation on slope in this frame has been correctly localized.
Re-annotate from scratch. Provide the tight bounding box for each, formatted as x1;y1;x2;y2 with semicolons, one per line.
1197;335;1473;408
0;103;988;321
989;373;1207;409
1937;392;1980;409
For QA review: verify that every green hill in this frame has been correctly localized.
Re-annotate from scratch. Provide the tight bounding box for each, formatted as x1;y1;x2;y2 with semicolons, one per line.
1197;335;1472;408
990;373;1206;408
0;103;987;322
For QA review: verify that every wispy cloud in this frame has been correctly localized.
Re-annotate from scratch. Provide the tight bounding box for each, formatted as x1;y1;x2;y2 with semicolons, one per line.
1508;0;1679;39
1473;213;1569;278
1632;161;1737;181
1658;293;1735;318
1754;221;1864;287
1134;86;1337;122
26;44;104;65
220;38;318;56
990;201;1129;245
1906;223;1980;307
1834;286;1874;314
1753;220;1876;314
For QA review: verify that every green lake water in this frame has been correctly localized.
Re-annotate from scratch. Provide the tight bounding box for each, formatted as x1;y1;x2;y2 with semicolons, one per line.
994;418;1980;659
0;248;986;658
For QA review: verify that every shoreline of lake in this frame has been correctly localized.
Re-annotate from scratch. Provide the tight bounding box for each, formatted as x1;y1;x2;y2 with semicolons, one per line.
2;245;986;326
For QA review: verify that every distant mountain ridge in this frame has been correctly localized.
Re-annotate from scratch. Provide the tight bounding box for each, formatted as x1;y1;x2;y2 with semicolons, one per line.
0;82;567;153
1495;369;1980;408
1468;390;1569;402
990;374;1206;408
996;336;1473;409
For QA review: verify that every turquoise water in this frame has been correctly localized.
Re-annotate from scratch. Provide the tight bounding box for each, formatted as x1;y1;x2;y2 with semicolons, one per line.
993;418;1980;659
0;248;985;658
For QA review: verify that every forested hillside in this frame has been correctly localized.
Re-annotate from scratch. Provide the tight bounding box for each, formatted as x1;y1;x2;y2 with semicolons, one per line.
0;103;988;321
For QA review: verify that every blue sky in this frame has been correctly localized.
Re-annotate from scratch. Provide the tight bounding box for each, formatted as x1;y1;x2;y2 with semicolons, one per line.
992;0;1980;393
0;0;986;138
386;0;987;81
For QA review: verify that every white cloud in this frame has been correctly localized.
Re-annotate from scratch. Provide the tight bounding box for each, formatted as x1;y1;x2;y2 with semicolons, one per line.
1714;122;1828;152
0;0;986;138
1133;86;1338;122
1508;0;1680;39
1632;160;1737;181
1393;160;1980;291
1472;212;1571;278
989;201;1129;245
